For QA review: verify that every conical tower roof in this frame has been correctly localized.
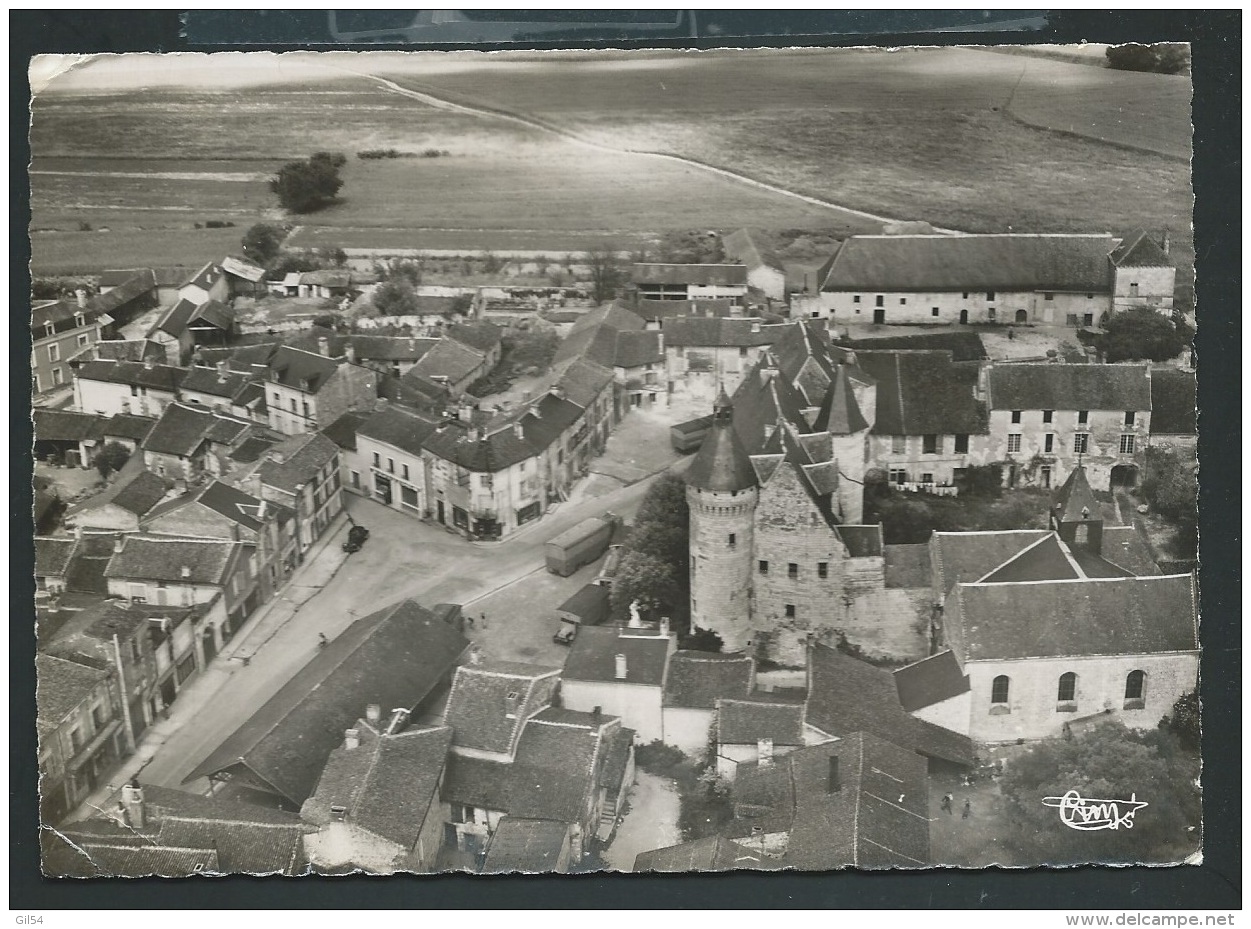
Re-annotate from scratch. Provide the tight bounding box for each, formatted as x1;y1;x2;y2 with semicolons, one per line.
813;365;869;434
686;389;759;493
1052;465;1100;525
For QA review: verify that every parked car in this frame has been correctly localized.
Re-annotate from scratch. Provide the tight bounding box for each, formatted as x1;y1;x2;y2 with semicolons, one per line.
342;524;370;552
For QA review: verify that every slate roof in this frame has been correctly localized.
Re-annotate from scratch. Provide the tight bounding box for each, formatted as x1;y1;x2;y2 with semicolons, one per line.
662;651;754;708
183;261;223;292
267;345;345;394
257;432;339;494
820;234;1117;293
320;411;371;452
805;645;974;766
34;410;99;443
1149;368;1197;434
36;537;77;577
142;403;219;456
686;393;759;494
443;662;561;755
812;365;869;434
421;421;538;473
988;362;1152;411
43;836;219;878
96;413;156;443
1110;230;1172;268
187;599;469;804
837;330;988;362
930;530;1051;597
357;405;440;457
661;316;779;348
516;393;585;450
154;298;199;338
1100;525;1162;577
89;269;156;311
180;364;253;399
855;351;988;436
634;836;765;872
723;228;785;273
109;469;172;516
633;263;748;287
977;534;1081;583
893;650;971;713
446;322;502;354
1052;466;1101;526
195;480;271;532
75;359;185;392
481;817;572;873
630;297;738;323
229;435;278;464
32;299;101;336
562;626;671;687
949;574;1198;662
36;653;108;725
408;339;484;383
552;302;653;370
105;535;242;585
303;723;453;852
551;357;614;408
717;698;806;746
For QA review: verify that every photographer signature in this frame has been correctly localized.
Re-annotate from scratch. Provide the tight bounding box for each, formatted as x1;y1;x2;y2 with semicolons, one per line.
1042;790;1149;831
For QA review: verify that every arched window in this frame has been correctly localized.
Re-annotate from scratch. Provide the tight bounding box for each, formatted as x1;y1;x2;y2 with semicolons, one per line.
1057;672;1077;702
1125;670;1146;701
991;675;1010;704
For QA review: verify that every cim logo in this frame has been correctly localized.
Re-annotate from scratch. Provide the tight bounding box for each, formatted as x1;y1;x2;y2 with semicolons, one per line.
1042;790;1149;831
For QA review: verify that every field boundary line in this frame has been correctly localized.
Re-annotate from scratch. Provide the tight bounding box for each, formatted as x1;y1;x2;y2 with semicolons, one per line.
1002;106;1191;164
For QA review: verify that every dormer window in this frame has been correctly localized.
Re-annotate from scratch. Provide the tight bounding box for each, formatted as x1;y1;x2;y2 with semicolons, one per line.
74;313;85;327
44;323;55;337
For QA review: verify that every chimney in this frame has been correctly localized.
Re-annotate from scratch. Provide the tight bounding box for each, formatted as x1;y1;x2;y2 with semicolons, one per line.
408;338;416;352
120;781;145;828
827;755;841;793
758;738;774;768
113;536;125;554
513;422;524;440
366;703;382;724
318;337;330;357
344;342;356;364
751;320;761;334
268;450;286;465
74;525;83;542
143;358;154;370
614;653;628;680
180;565;191;579
386;707;409;736
468;646;483;665
344;727;360;750
75;289;88;308
216;361;228;382
657;332;664;354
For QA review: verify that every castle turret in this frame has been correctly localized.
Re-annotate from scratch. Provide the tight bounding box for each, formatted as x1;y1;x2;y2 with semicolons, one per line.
686;387;759;652
1050;465;1102;554
813;365;870;523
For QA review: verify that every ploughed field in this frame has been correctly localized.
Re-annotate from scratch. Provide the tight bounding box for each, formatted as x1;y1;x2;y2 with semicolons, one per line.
29;48;1191;287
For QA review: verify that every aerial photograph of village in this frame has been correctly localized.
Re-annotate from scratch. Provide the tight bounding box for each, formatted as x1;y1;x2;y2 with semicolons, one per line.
28;42;1199;878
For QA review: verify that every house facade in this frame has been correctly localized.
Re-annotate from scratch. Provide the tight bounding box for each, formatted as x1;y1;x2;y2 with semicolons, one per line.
266;344;379;436
73;359;185;418
32;299;110;394
661;316;779;403
560;624;676;743
632;263;749;305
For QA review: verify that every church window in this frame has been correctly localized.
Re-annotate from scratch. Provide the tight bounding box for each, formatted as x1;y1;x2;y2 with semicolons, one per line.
787;563;798;579
1057;672;1077;703
784;604;796;618
991;675;1010;705
818;562;828;579
758;561;769;575
1124;670;1146;707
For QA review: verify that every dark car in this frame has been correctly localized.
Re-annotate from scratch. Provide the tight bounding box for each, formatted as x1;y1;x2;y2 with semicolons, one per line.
342;525;370;553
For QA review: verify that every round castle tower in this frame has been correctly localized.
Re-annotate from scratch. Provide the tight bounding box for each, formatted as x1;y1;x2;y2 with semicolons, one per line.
813;364;871;524
685;388;759;653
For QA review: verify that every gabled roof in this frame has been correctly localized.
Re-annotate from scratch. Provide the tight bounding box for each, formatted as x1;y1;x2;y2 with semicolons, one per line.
96;413;157;443
820;234;1117;293
196;480;271;532
1052;466;1101;525
320;411;371;452
221;256;267;282
562;626;671;687
109;469;173;516
516;393;585;450
854;351;987;436
662;651;754;708
629;297;738;323
446;322;502;354
74;359;185;393
31;299;101;336
551;357;614;408
805;645;974;766
949;574;1198;662
893;650;971;713
36;653;108;725
189;299;235;332
180;364;253;400
1100;525;1162;577
183;261;224;292
141;403;216;456
1149;368;1196;435
36;536;78;577
408;339;484;383
444;661;561;756
988;362;1152;411
812;365;869;434
105;536;242;585
257;432;340;494
153;298;200;339
187;599;469;804
267;345;342;393
34;409;100;443
837;330;988;362
1110;230;1172;268
421;421;539;473
716;697;806;746
930;530;1051;597
632;263;748;287
634;835;766;872
357;405;440;457
299;269;352;288
661;316;778;348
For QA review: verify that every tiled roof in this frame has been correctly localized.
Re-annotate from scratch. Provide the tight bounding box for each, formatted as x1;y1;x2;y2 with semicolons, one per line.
89;339;163;363
36;653;108;725
267;345;343;393
811;365;868;434
408;339;484;383
34;410;99;443
183;261;223;292
96;413;157;443
661;316;779;348
229;435;278;464
513;393;583;451
187;599;469;805
805;645;974;766
257;432;339;494
855;351;988;436
190;299;235;331
75;359;185;392
551;357;614;408
685;396;759;494
43;836;219;878
446;322;502;354
105;535;242;585
36;536;77;577
1100;526;1162;577
930;530;1050;597
633;263;748;287
109;469;172;516
1110;230;1172;268
154;298;199;338
988;362;1152;411
893;650;970;713
837;330;988;362
613;329;664;368
89;269;156;315
31;299;101;336
662;651;754;708
950;574;1198;662
1052;466;1101;526
635;836;765;872
299;269;352;288
821;234;1117;293
507;715;606;823
598;725;635;791
444;662;561;755
481;817;572;873
1149;368;1196;434
357;405;440;457
196;480;270;532
716;698;806;746
562;626;671;687
320;411;371;452
141;403;217;456
421;421;538;473
629;297;737;322
180;364;253;399
221;256;267;282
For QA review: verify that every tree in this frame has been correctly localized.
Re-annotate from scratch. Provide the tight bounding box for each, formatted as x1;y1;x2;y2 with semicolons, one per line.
657;230;724;264
999;721;1200;864
94;442;131;479
610;550;682;620
1099;305;1189;363
1162;690;1200;752
241;223;286;266
610;474;691;622
383;259;423;288
1140;447;1197;521
585;246;624;305
269;152;346;214
954;463;1004;499
371;279;420;317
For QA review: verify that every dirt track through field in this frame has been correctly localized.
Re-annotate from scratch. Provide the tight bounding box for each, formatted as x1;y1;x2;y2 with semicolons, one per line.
315;62;963;236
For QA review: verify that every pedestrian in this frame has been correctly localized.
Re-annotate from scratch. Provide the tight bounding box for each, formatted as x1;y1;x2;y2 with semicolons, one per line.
465;614;475;628
941;793;953;815
962;799;972;820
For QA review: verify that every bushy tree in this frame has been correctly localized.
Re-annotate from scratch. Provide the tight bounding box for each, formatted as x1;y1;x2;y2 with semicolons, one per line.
1140;447;1197;521
384;259;423;288
1162;690;1200;752
609;474;691;622
955;463;1004;498
372;280;420;316
1099;306;1189;363
657;230;724;264
94;441;131;479
269;152;346;214
241;223;286;266
999;721;1200;864
585;245;624;305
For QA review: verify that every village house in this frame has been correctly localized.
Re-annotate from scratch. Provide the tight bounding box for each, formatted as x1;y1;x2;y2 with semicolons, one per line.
140;402;259;482
234;431;344;557
403;339;490;395
72;358;185;418
560;622;677;743
661;315;780;403
551;302;665;412
661;651;755;755
795;232;1175;326
33;409;102;469
713;692;809;780
480;817;578;874
93;412;157;454
149;299;201;365
353;403;439;515
65;469;174;532
36;653;128;824
187;599;469;808
722;228;788;302
285;332;439;379
179;362;268;421
74;338;167;367
627;296;740;329
42;783;313;877
34;530;121;614
32;297;112;395
301;718;453;874
178;260;232;307
298;269;354;300
266;343;379;436
35;536;79;598
220;256;268;295
632;263;749;305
